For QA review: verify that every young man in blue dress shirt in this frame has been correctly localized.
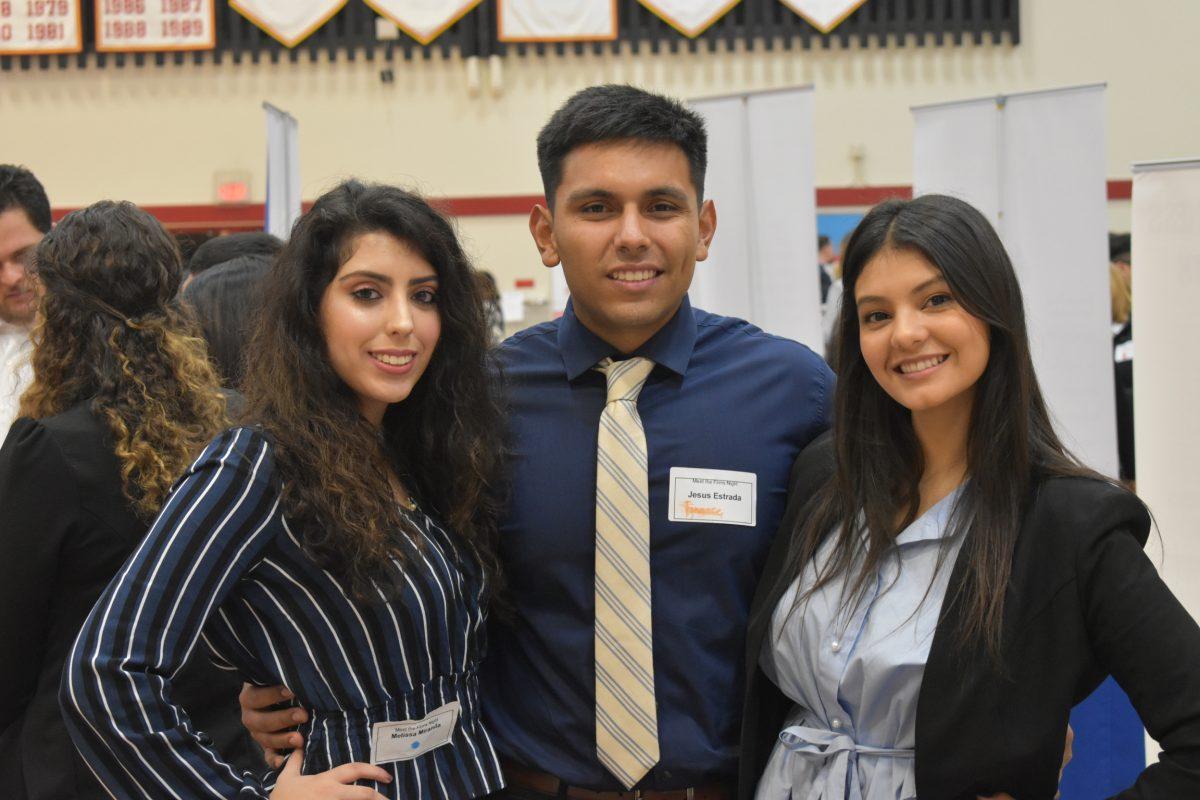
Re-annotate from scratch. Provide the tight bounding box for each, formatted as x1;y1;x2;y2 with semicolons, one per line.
486;85;831;799
241;85;833;799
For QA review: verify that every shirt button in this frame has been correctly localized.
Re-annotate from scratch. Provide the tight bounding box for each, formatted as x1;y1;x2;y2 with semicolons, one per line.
831;718;843;730
830;640;841;653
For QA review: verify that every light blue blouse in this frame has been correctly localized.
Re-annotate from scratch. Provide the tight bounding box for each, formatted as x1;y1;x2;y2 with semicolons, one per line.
756;487;967;800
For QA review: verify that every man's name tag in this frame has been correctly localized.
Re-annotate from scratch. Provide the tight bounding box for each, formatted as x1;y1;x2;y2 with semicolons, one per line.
370;701;460;765
668;467;757;527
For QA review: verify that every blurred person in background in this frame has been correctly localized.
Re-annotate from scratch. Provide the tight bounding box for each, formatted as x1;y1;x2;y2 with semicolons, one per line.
475;269;505;345
821;233;852;365
0;166;50;444
182;230;282;291
1111;261;1134;485
0;200;258;799
817;234;836;305
1109;232;1131;278
181;253;272;399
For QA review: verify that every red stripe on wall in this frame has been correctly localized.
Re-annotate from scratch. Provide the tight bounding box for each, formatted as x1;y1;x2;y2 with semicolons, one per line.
49;203;314;229
50;181;1133;232
432;195;545;216
812;181;1134;206
1106;179;1132;200
815;185;914;206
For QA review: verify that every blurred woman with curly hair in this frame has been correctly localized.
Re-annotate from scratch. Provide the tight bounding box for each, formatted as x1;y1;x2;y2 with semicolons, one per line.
0;200;257;799
63;180;508;799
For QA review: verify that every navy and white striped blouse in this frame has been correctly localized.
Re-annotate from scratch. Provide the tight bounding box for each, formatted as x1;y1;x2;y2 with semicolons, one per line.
62;427;504;799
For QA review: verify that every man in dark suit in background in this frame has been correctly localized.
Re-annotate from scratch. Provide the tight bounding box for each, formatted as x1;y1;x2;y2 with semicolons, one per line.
817;233;836;304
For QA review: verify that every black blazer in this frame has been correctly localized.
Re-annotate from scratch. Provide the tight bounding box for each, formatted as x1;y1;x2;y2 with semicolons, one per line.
0;402;258;799
739;433;1200;799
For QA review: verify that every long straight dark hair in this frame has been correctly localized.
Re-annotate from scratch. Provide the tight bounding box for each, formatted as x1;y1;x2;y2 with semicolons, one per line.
789;194;1104;661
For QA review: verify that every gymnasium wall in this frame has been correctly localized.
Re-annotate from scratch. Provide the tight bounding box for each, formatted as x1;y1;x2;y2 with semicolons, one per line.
1;0;1195;294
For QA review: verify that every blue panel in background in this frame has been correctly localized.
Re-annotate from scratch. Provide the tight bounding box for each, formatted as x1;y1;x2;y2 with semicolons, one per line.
817;213;864;253
1060;677;1146;797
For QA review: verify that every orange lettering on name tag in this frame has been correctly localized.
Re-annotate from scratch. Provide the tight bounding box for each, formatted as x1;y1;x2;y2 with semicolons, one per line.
683;501;724;518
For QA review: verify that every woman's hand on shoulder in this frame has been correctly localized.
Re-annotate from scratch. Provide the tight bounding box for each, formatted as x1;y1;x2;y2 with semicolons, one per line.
270;749;392;800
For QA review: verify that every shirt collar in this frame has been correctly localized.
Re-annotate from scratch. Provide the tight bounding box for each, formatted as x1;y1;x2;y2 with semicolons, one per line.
893;484;967;547
0;320;30;337
557;295;698;381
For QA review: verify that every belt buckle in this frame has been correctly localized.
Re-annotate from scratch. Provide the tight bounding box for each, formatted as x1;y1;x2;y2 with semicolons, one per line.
621;786;699;800
626;786;696;800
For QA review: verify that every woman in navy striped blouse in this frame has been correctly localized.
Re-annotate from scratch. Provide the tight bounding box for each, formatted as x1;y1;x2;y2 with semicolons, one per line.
62;181;508;799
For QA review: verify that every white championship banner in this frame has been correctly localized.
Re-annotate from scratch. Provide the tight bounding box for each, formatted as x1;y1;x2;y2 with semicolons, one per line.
913;84;1117;478
637;0;739;38
363;0;482;45
0;0;82;55
778;0;867;33
230;0;345;47
96;0;214;53
497;0;616;42
690;86;822;349
264;102;301;240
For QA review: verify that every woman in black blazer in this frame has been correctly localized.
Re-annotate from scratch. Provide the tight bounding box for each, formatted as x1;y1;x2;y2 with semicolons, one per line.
739;195;1200;799
0;201;257;798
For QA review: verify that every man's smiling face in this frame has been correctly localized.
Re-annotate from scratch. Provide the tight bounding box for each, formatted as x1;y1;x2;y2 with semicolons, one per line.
530;139;715;354
0;207;42;326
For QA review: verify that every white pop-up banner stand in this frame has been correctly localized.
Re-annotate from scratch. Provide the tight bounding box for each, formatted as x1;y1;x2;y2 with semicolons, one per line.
264;102;301;240
689;86;821;349
1132;158;1200;769
1132;158;1200;633
915;86;1149;793
912;84;1117;477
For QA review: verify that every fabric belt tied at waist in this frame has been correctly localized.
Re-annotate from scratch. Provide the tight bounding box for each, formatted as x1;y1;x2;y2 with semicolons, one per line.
778;724;915;800
502;759;730;800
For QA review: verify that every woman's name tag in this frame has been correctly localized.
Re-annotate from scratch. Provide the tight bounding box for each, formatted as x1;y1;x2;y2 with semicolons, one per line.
370;701;461;764
668;467;757;526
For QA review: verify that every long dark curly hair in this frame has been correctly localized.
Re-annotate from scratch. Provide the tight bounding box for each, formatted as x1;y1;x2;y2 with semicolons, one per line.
20;201;228;519
242;180;506;600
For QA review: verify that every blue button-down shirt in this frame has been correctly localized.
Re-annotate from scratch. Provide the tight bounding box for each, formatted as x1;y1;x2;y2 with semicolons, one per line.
483;296;833;790
756;487;968;800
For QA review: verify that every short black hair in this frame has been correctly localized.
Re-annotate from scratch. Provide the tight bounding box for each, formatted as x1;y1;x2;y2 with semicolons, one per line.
181;253;271;389
0;165;51;233
1109;232;1131;262
187;231;282;276
536;84;707;209
818;235;831;250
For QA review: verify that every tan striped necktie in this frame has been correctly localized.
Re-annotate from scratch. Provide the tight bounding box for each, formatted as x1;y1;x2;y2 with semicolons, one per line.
593;356;659;788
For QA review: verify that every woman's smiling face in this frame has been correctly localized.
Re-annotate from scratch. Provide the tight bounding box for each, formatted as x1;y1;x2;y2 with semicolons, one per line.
854;247;990;418
318;231;441;427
